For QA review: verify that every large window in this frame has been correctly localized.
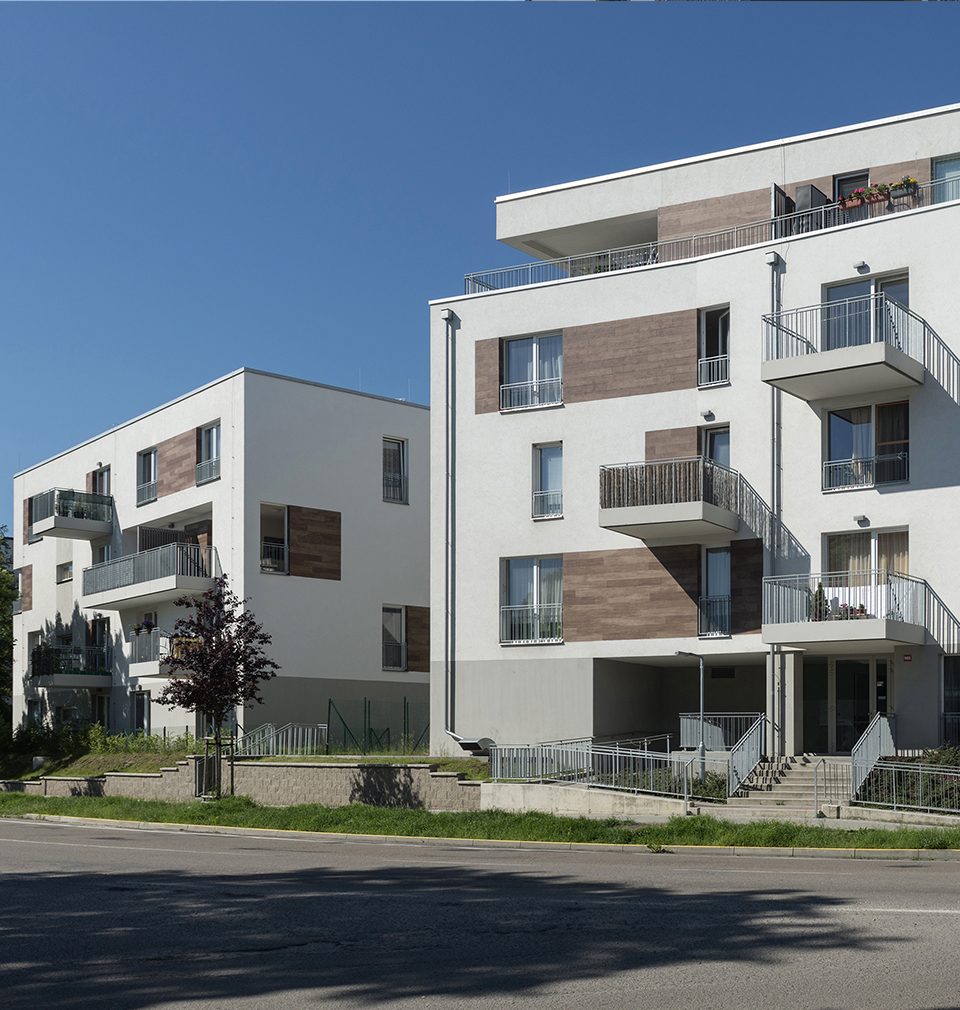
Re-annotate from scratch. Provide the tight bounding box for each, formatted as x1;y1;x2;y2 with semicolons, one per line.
823;275;909;352
532;443;562;519
197;422;221;485
699;547;731;638
137;449;158;505
383;437;408;504
382;606;406;671
944;656;960;745
824;401;908;490
500;334;563;411
260;503;287;574
933;156;960;205
826;530;908;575
91;466;111;497
500;556;563;644
698;306;730;387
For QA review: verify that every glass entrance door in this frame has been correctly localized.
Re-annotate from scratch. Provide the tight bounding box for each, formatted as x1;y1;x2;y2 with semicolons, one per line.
835;659;871;753
800;657;889;753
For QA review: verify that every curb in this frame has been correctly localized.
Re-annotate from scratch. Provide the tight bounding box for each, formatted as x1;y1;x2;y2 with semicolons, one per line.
5;812;960;861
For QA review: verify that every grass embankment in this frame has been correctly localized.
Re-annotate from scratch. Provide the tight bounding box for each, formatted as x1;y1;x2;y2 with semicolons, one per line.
255;755;489;780
2;794;959;850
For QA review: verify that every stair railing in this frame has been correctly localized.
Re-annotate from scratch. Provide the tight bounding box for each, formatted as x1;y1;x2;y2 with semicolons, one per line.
727;714;766;796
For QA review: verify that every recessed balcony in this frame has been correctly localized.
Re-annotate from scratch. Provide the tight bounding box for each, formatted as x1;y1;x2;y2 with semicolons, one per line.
129;629;196;678
29;489;113;540
761;293;926;402
599;456;740;543
762;570;927;653
29;644;113;689
82;543;221;611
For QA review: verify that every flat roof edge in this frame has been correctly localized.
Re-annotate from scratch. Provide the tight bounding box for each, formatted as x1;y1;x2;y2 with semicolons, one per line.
495;103;960;205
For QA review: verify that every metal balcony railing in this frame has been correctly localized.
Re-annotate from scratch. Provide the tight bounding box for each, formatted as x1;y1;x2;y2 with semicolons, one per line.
600;456;740;512
260;541;287;573
500;604;563;644
130;629;170;664
382;641;407;671
30;644;112;677
679;712;762;751
762;570;927;627
137;480;158;506
30;489;113;525
499;377;563;411
532;489;563;519
822;452;909;490
943;714;960;747
83;543;220;597
383;472;409;503
464;177;949;294
763;292;929;364
196;457;220;485
12;598;22;616
697;354;729;387
698;595;731;638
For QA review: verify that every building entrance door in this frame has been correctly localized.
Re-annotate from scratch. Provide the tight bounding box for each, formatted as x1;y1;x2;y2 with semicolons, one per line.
801;656;890;754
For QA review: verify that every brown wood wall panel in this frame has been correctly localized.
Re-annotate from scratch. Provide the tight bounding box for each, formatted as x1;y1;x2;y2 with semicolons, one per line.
563;546;700;642
475;337;502;414
19;564;32;612
645;426;699;461
657;189;770;242
86;471;95;493
156;429;198;498
564;310;698;402
405;605;430;672
730;539;763;635
870;159;932;186
787;176;835;202
288;506;341;581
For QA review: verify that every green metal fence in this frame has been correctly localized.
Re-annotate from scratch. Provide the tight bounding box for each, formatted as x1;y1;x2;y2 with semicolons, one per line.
326;697;429;754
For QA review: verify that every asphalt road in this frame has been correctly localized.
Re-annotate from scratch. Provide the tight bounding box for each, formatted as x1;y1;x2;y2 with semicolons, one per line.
2;819;960;1009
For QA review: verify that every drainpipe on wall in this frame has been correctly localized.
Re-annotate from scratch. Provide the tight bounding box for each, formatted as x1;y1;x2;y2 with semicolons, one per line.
440;308;458;741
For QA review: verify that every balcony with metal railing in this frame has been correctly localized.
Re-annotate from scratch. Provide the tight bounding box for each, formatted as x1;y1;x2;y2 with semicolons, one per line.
465;177;953;295
532;489;563;519
196;457;221;485
762;293;928;401
82;543;221;611
762;569;928;651
500;604;563;645
28;489;113;540
822;452;909;491
129;628;198;676
260;541;287;574
698;596;731;638
29;644;113;688
500;377;563;411
697;354;729;388
382;641;407;671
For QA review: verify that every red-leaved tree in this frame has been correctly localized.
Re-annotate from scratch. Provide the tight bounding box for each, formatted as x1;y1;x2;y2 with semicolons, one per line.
158;575;278;795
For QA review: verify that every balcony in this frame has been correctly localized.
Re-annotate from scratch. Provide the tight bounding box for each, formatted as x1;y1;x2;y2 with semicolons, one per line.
137;481;157;506
196;457;220;485
698;354;729;388
82;543;221;611
382;641;407;672
500;604;563;645
698;595;731;638
599;456;741;542
260;541;287;574
500;378;563;412
29;489;113;540
129;629;196;677
762;570;927;652
762;293;927;402
532;489;563;520
822;453;909;491
29;644;112;689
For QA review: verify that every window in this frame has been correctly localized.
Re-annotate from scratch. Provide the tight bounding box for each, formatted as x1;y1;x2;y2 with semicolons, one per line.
822;530;910;622
700;547;731;638
12;570;22;613
91;466;111;497
944;656;960;745
500;556;563;644
824;401;908;490
698;307;730;387
93;695;110;729
132;691;151;734
500;334;563;411
382;606;406;670
137;449;158;505
383;438;408;503
56;562;73;584
197;422;221;485
703;427;730;468
94;542;112;565
826;530;908;575
532;443;563;519
823;275;909;352
933;156;960;205
834;171;869;201
26;699;41;728
260;503;287;573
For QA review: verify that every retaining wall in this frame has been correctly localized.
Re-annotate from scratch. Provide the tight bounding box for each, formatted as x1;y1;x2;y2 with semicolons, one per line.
481;781;687;819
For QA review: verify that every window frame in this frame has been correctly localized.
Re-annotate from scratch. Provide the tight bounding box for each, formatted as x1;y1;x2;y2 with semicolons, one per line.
136;448;158;506
499;555;564;645
55;561;73;584
196;422;222;486
532;442;563;520
500;332;564;412
381;605;407;671
822;399;909;491
382;437;409;505
91;466;111;497
698;305;731;388
259;502;288;574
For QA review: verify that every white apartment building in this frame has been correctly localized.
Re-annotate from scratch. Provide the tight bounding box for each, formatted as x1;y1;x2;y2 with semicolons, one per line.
430;103;960;759
11;368;429;737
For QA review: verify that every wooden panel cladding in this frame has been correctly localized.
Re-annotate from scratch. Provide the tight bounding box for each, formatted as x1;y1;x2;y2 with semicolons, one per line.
86;471;95;493
870;159;931;187
156;429;199;498
730;538;763;636
19;564;32;612
563;545;700;642
645;426;699;462
288;506;341;581
475;337;502;415
405;606;430;672
657;189;770;243
564;310;698;402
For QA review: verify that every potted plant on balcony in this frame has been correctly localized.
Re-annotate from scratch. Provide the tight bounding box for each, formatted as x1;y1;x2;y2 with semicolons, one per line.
810;582;829;622
863;183;890;204
142;619;155;634
132;623;143;636
890;175;919;198
839;188;866;210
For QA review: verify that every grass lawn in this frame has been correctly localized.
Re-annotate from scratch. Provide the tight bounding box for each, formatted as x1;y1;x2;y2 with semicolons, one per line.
0;752;193;781
1;793;959;850
254;755;489;780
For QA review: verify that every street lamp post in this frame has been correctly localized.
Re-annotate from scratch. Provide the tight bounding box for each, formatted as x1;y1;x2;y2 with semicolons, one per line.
676;650;705;782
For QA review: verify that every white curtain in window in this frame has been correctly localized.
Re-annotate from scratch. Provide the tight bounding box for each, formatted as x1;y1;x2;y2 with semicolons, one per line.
537;335;563;383
538;557;563;608
506;558;535;607
506;338;534;386
538;445;563;492
878;531;909;574
828;532;871;576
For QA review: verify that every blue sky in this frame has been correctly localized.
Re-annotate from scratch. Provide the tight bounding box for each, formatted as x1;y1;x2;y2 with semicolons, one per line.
2;2;958;528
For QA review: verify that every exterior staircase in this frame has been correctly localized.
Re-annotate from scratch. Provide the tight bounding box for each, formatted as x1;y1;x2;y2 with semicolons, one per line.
721;755;851;818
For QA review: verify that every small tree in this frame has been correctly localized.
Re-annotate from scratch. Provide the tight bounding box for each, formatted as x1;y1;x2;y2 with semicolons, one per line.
158;575;278;797
0;525;18;732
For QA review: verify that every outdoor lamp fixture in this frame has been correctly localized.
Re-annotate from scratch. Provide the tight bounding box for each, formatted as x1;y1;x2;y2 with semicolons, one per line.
854;260;869;273
700;410;715;421
676;650;705;782
853;514;869;526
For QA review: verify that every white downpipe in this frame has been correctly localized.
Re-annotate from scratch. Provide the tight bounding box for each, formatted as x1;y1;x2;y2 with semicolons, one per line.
441;308;458;741
767;250;784;759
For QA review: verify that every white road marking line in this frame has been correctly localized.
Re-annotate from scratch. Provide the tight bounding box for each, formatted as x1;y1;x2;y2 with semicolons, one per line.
0;836;245;856
838;906;960;915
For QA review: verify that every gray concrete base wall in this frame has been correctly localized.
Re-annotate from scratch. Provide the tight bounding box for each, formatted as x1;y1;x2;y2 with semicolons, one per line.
482;781;687;819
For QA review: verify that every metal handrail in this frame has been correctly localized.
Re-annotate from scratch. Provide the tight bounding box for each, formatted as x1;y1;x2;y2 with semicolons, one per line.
499;377;563;411
679;712;760;750
763;570;926;627
236;722;328;757
260;541;287;573
851;712;896;798
532;489;563;518
499;603;563;644
82;543;221;596
728;715;765;795
382;641;407;671
697;354;730;387
383;472;409;503
30;644;112;677
822;452;909;490
137;480;158;505
698;596;731;638
196;457;221;485
855;757;960;814
465;177;950;294
30;488;113;525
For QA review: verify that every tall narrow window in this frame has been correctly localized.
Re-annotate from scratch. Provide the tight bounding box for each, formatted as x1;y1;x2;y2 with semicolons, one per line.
698;307;730;387
94;542;112;565
382;606;406;671
500;556;563;644
700;547;731;638
933;156;960;205
501;334;563;410
532;443;563;519
137;449;158;505
704;427;730;468
260;503;287;573
944;656;960;745
197;422;221;485
92;466;111;497
383;438;408;503
132;691;150;734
